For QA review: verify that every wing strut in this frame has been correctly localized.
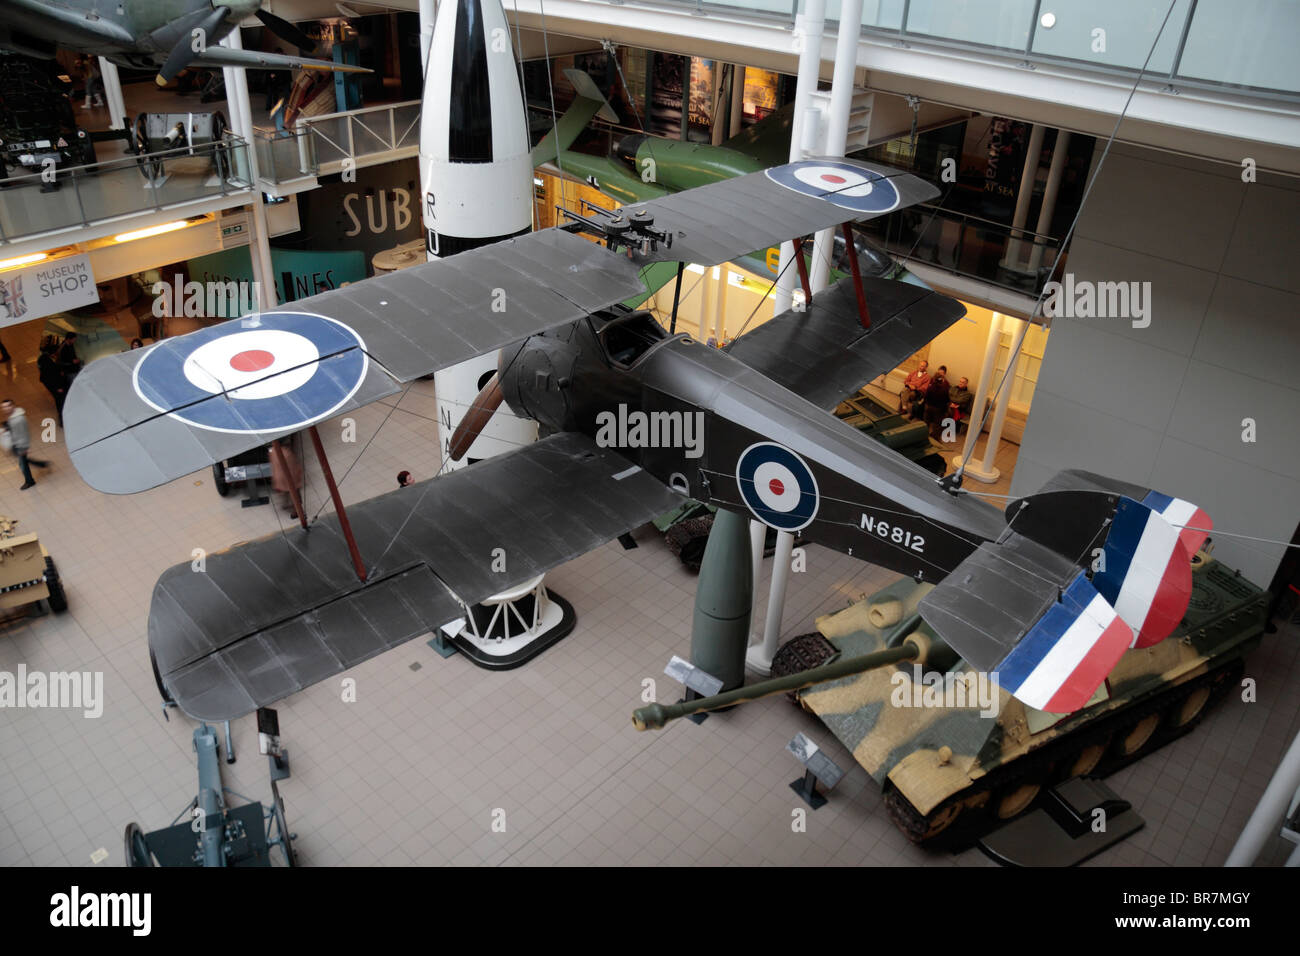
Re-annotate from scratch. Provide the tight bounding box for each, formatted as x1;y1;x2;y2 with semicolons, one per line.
791;236;813;302
308;426;367;583
841;223;871;330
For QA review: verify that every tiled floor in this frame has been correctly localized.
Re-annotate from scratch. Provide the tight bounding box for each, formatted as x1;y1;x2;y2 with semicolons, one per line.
0;312;1296;868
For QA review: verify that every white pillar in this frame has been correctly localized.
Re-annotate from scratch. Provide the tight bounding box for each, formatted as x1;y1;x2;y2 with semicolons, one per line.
1028;131;1072;275
419;0;438;69
808;0;863;295
1001;123;1045;269
712;265;726;343
773;0;825;315
968;315;1029;482
97;58;126;130
747;529;794;675
221;28;275;311
955;311;1003;473
729;65;745;138
1226;728;1300;866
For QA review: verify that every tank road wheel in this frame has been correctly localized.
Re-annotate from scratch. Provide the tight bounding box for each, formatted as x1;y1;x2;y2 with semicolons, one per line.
1169;686;1212;729
1116;713;1161;757
44;557;67;613
994;782;1041;820
1066;741;1108;778
922;801;964;838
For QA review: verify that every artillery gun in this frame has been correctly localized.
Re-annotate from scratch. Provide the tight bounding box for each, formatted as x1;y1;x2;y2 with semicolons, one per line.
634;552;1270;847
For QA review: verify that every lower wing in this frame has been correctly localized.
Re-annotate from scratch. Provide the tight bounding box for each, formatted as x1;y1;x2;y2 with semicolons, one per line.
150;433;681;721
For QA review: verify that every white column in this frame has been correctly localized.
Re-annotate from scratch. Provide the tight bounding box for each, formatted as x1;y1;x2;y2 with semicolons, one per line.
772;0;825;315
955;311;1003;473
729;65;745;138
221;28;275;312
1226;728;1300;866
1028;131;1072;275
747;530;794;675
1001;123;1044;269
97;58;127;130
712;265;726;342
969;314;1029;482
808;0;863;295
419;0;438;68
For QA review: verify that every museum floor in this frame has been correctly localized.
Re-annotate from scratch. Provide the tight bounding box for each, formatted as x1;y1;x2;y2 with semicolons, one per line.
0;312;1296;868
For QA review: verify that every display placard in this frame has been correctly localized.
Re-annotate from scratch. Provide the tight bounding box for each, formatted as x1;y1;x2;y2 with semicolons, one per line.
0;254;100;327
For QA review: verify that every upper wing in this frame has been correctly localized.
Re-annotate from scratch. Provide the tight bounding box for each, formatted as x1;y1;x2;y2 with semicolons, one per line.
724;275;967;410
66;229;646;493
633;158;939;266
151;432;681;721
66;159;938;494
193;48;370;74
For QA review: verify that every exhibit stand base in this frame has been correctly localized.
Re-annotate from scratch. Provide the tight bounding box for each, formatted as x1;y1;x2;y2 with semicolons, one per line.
950;454;1000;484
789;769;827;810
431;574;576;670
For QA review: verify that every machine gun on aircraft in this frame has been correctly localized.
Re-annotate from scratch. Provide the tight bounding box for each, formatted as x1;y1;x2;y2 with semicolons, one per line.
62;156;1211;729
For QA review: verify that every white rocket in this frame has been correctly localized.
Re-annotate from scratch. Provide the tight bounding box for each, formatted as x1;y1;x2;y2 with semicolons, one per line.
421;0;537;467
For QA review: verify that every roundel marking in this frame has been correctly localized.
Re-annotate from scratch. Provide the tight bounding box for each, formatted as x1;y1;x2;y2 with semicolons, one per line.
765;160;902;216
736;442;819;532
132;311;368;434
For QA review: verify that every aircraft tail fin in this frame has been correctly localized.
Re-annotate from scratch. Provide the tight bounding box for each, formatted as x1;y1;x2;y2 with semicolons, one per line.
1002;469;1212;648
919;533;1132;713
532;69;620;167
918;471;1213;712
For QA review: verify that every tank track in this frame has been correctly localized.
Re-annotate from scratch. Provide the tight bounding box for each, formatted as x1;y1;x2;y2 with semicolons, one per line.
883;656;1246;849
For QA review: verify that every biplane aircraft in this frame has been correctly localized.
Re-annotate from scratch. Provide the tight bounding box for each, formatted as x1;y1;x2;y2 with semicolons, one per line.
63;157;1210;723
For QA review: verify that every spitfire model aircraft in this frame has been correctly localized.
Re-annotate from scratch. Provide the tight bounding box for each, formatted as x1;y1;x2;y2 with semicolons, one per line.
64;157;1210;723
0;0;369;84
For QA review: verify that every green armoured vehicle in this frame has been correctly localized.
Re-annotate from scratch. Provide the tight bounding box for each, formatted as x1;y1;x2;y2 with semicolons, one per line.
833;390;947;477
634;551;1269;847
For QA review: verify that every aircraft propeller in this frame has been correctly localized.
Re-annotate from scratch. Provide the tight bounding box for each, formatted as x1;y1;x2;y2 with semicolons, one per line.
254;9;320;54
448;373;505;461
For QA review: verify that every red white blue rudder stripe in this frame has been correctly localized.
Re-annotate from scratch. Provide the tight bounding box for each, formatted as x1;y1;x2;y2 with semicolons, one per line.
1142;490;1212;558
1093;496;1194;648
997;573;1133;713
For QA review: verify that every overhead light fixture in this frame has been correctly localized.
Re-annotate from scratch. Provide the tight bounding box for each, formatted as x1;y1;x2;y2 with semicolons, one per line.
0;252;49;271
112;220;194;243
1040;12;1057;29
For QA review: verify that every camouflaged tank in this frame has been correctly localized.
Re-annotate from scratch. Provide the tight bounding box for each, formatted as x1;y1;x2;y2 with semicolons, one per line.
0;514;67;616
782;552;1268;846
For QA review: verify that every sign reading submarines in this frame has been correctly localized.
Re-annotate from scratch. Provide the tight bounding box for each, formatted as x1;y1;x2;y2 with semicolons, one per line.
0;254;99;327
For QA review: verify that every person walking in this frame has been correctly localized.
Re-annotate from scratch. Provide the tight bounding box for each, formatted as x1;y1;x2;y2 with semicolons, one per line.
1;399;49;490
37;343;68;425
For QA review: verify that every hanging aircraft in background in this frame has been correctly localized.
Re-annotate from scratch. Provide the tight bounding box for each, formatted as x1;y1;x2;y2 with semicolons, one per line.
0;0;369;84
62;156;1211;726
533;69;921;288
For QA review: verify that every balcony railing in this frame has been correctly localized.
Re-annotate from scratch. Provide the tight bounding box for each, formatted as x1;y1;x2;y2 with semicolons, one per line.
0;135;253;246
860;203;1062;296
254;99;421;185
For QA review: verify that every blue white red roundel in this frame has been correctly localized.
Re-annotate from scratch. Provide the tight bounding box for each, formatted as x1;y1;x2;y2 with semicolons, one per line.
133;311;368;434
765;160;901;215
736;442;819;532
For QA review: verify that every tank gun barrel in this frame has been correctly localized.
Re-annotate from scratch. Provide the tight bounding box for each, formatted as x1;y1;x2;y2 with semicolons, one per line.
632;640;920;731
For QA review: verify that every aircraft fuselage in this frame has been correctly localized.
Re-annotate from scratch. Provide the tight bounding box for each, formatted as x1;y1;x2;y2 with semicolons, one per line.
499;313;1008;584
